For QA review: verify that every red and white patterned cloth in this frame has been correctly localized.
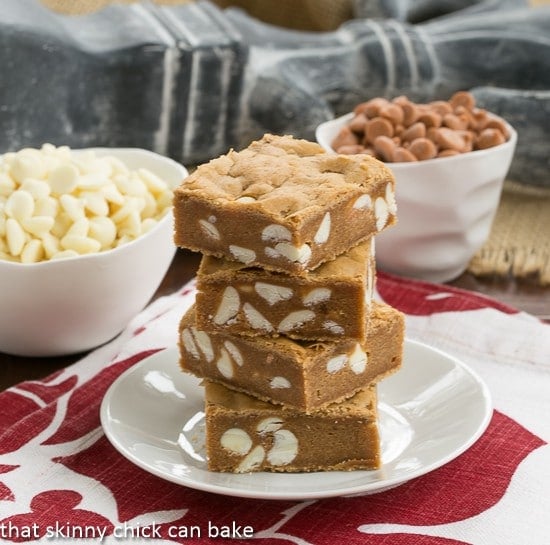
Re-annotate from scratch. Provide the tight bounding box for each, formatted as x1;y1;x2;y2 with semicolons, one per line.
1;272;549;544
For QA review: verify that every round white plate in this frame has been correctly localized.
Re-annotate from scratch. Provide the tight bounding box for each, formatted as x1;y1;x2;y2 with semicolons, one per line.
100;339;492;500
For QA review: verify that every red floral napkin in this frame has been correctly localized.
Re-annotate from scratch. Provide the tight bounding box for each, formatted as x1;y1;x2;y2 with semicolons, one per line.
1;272;548;545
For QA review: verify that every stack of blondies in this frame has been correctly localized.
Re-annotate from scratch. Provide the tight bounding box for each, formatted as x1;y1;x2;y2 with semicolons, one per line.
173;134;405;473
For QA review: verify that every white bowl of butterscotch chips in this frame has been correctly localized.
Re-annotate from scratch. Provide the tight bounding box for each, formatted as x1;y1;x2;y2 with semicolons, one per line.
316;91;517;283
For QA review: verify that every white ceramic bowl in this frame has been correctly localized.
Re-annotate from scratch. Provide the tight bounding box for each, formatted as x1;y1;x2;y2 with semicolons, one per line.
316;113;517;283
0;148;187;357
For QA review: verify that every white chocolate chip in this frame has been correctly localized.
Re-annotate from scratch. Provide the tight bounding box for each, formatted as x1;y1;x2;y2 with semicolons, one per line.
213;286;240;325
267;430;298;466
273;242;311;265
374;197;389;231
220;428;252;455
353;194;372;209
237;445;265;473
236;196;256;203
278;310;315;333
303;288;331;306
5;219;27;256
11;152;46;184
216;348;234;379
181;328;200;359
261;224;291;242
48;163;79;195
21;216;54;238
0;145;174;264
254;282;293;305
229;245;256;264
60;234;101;255
21;239;44;264
313;212;331;244
270;376;291;389
349;344;367;374
5;190;35;222
386;182;397;215
224;341;243;367
190;327;214;362
327;354;347;373
243;303;273;332
20;179;50;200
198;218;220;241
257;417;284;433
322;320;345;335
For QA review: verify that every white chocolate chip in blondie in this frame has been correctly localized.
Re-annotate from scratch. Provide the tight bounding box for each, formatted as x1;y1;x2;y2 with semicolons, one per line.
273;242;311;265
278;310;315;333
349;343;367;374
220;428;252;455
353;194;372;210
267;429;298;465
199;218;220;241
243;303;274;332
261;224;291;242
216;348;234;379
322;320;345;335
270;376;291;389
257;417;284;433
313;212;331;244
213;286;240;325
374;197;389;231
254;282;293;305
327;354;347;373
386;182;397;215
190;327;214;362
181;328;200;359
229;245;256;264
237;445;265;472
303;288;331;306
224;340;243;367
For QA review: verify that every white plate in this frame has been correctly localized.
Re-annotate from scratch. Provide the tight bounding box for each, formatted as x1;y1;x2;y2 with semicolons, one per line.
100;339;492;500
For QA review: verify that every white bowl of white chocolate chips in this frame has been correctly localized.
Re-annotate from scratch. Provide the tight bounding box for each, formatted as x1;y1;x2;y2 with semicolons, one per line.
0;145;187;356
316;92;517;283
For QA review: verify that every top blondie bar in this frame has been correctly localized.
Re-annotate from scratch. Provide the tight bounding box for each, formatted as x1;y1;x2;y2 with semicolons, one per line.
173;134;396;274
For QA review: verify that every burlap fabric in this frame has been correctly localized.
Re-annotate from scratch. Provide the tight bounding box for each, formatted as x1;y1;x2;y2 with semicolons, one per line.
31;0;550;284
468;182;550;285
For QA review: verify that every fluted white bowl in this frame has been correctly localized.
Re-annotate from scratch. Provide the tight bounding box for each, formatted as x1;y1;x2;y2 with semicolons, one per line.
316;113;517;283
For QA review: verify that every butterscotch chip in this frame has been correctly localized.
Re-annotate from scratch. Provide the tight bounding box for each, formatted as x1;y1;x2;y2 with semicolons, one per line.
365;117;394;144
401;121;426;142
475;128;506;150
331;125;359;149
195;239;375;341
349;113;368;133
204;381;381;473
393;147;418;162
450;90;476;111
408;137;438;160
179;301;404;412
173;134;396;275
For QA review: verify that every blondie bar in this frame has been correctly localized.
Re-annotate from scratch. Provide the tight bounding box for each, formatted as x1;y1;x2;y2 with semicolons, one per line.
204;381;381;473
179;301;404;411
195;238;375;341
173;134;396;274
